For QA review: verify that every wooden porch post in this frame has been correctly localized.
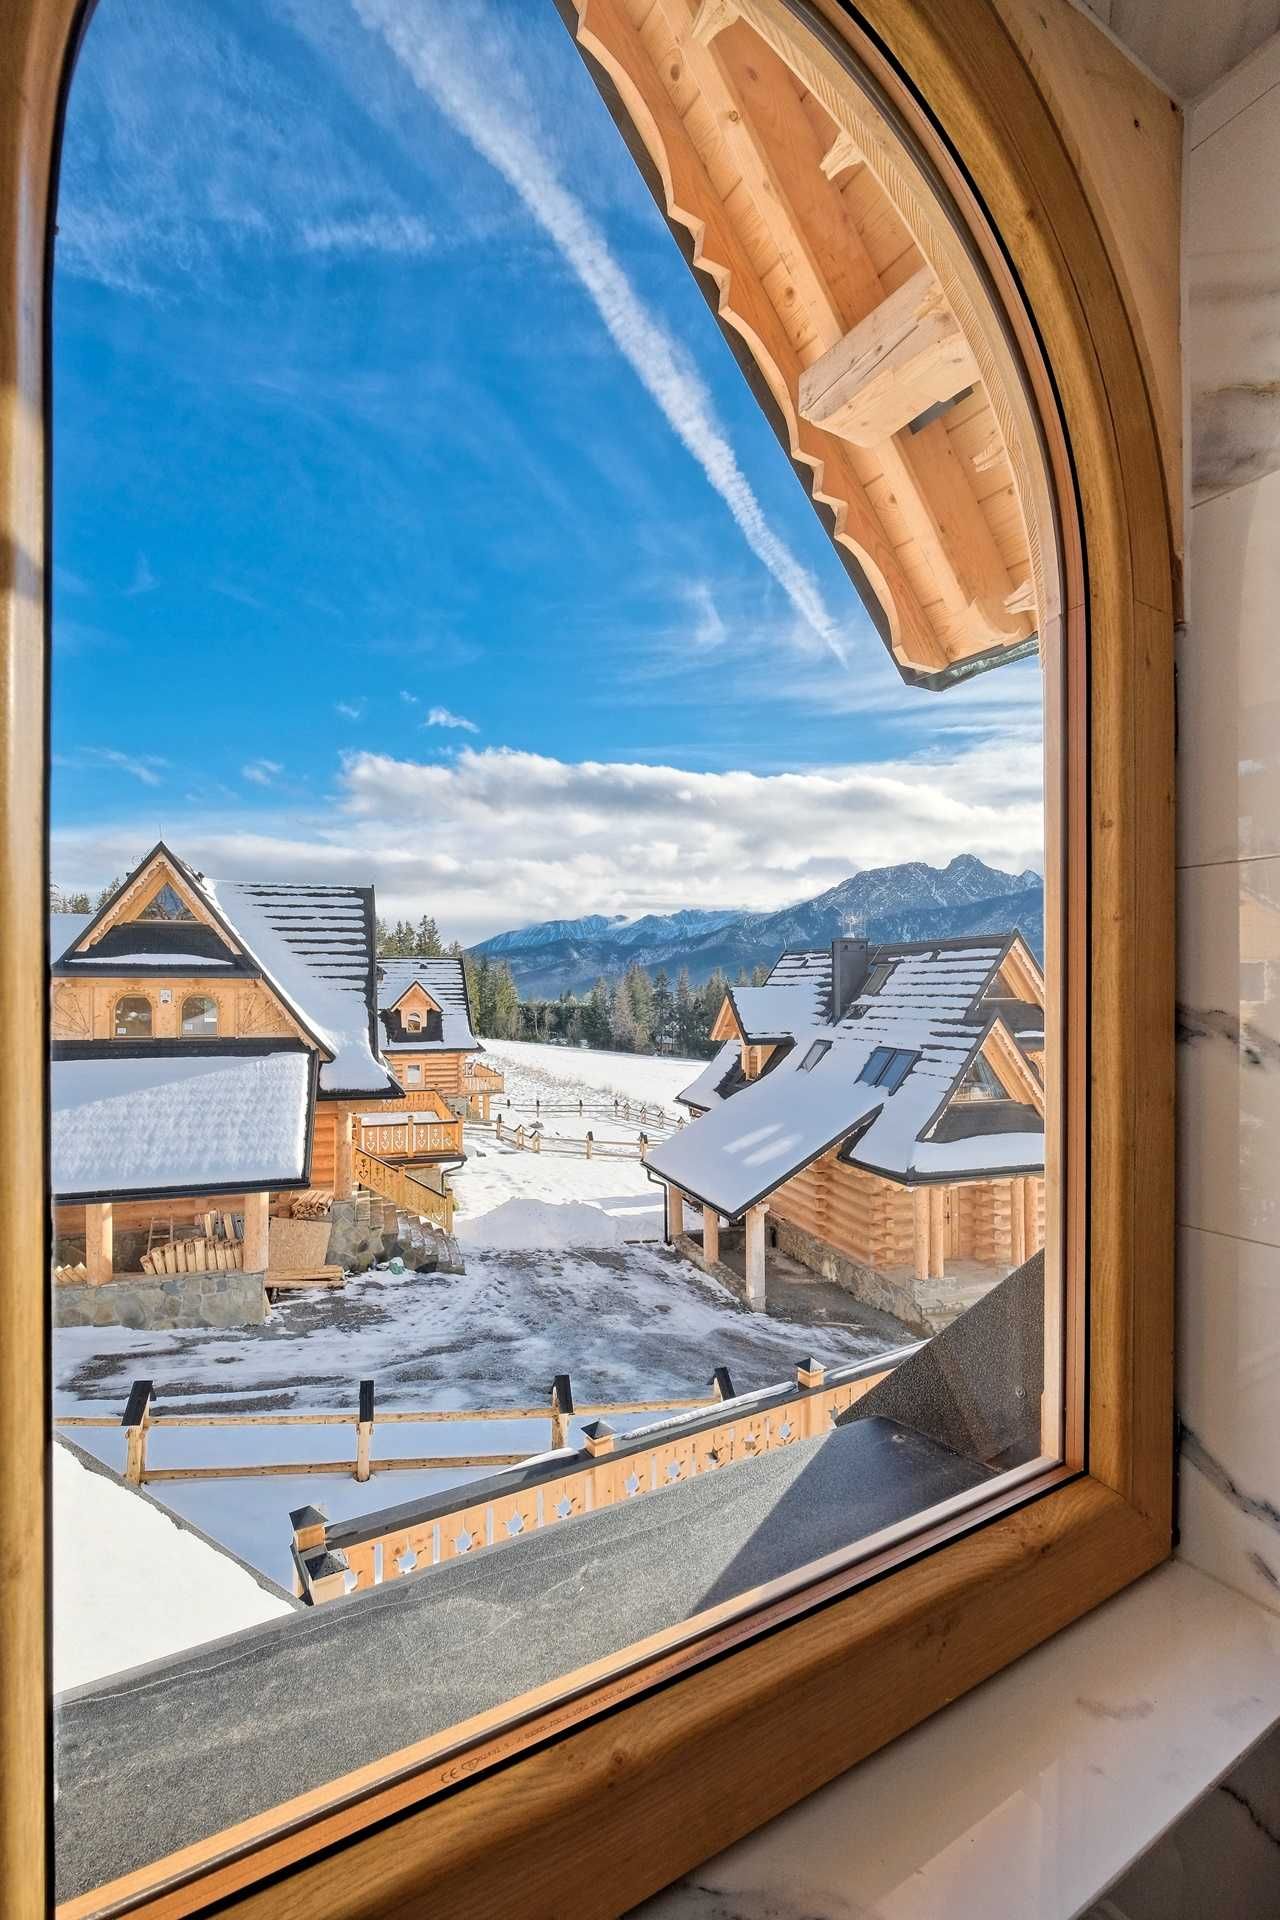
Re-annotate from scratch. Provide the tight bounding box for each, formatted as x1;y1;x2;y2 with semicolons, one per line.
242;1189;270;1275
84;1202;113;1286
335;1108;354;1200
702;1206;719;1265
928;1187;946;1281
1027;1176;1045;1254
665;1184;685;1241
912;1188;930;1282
744;1204;767;1311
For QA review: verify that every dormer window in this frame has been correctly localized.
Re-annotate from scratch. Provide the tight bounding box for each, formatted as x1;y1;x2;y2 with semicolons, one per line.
406;1013;422;1033
112;995;152;1039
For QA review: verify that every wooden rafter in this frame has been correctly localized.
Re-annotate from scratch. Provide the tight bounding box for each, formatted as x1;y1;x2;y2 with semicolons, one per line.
569;0;1046;673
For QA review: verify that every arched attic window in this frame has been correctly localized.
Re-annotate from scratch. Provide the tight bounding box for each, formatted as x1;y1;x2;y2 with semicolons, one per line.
112;994;152;1039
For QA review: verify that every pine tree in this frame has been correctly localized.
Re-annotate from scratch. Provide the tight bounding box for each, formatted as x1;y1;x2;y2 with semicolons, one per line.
651;969;674;1054
751;964;768;987
375;916;391;953
68;891;91;913
611;977;639;1051
491;961;521;1039
95;877;121;909
625;964;653;1051
473;955;497;1036
585;978;612;1049
415;914;443;958
675;968;696;1055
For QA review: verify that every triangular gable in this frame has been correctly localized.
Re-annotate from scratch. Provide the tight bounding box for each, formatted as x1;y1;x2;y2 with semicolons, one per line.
986;932;1044;1011
709;995;743;1045
389;981;444;1019
67;845;237;960
923;1015;1045;1144
59;845;335;1065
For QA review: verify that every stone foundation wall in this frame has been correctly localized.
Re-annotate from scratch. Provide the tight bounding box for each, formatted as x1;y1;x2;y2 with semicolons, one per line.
53;1269;267;1331
770;1216;929;1335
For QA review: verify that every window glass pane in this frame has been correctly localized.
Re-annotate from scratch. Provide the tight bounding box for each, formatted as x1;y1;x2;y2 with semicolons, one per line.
111;995;151;1039
180;995;218;1037
49;0;1065;1903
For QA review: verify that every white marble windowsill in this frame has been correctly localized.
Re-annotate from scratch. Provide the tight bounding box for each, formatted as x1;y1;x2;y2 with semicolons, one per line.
633;1559;1280;1919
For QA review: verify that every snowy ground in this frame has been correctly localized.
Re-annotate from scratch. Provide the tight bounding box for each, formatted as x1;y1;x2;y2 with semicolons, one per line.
55;1244;895;1588
55;1038;898;1604
451;1039;706;1238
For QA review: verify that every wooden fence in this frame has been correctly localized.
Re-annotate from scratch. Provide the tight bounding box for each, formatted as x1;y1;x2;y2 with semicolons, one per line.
493;1093;682;1130
291;1350;915;1604
54;1372;737;1490
488;1115;654;1161
352;1146;455;1233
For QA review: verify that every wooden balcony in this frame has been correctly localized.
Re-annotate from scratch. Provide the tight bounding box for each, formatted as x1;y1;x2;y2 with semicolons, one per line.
356;1096;462;1163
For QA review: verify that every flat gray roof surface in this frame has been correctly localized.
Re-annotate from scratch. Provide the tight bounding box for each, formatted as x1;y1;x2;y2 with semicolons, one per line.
55;1415;988;1901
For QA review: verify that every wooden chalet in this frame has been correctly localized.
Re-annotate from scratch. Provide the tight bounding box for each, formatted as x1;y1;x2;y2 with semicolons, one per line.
646;933;1046;1332
375;958;481;1106
559;0;1057;687
49;844;465;1296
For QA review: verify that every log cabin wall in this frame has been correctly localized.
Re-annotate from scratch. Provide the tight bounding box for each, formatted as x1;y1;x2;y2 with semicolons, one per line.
388;1051;465;1096
768;1145;1046;1274
50;975;308;1044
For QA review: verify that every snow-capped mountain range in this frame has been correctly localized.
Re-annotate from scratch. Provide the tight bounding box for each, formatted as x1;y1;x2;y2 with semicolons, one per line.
470;855;1044;996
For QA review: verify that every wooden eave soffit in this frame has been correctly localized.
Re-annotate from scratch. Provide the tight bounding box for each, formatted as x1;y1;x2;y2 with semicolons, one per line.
569;0;1043;677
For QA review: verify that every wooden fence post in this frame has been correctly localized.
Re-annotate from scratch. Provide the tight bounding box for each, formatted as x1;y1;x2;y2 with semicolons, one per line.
585;1131;593;1160
711;1365;736;1403
121;1379;154;1485
355;1378;375;1483
550;1373;574;1451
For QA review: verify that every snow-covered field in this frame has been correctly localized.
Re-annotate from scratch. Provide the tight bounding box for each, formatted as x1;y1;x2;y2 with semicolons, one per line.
480;1038;702;1114
451;1038;706;1241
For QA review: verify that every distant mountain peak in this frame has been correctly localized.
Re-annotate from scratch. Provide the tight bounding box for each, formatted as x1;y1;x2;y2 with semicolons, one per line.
468;856;1043;996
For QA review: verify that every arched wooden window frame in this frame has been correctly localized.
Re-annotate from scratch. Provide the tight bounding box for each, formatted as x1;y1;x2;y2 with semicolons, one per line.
0;0;1173;1913
110;992;153;1039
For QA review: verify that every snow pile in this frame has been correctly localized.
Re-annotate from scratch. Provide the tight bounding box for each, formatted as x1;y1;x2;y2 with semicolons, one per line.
53;1439;293;1692
455;1197;624;1250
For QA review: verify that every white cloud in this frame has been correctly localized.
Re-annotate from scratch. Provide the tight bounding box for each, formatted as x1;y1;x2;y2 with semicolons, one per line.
123;553;157;597
52;741;1044;946
298;212;434;256
400;689;418;704
352;0;853;670
334;699;366;721
241;759;283;786
424;706;479;733
54;747;169;788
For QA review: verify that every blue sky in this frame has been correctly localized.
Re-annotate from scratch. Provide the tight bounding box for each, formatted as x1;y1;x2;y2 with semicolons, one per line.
51;0;1043;942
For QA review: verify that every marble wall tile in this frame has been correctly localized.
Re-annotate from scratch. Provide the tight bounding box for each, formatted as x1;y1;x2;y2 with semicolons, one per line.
1177;1226;1280;1615
1177;855;1280;1245
1179;468;1280;868
1188;75;1280;502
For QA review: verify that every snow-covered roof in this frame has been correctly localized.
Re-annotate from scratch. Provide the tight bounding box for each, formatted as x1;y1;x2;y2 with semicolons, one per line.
726;970;828;1041
677;1039;744;1111
376;956;478;1054
50;1043;315;1199
53;1439;295;1694
50;912;91;961
203;879;398;1096
648;936;1044;1215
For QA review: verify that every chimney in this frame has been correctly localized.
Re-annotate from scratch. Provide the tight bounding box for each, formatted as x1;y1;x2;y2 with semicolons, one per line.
830;937;870;1020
